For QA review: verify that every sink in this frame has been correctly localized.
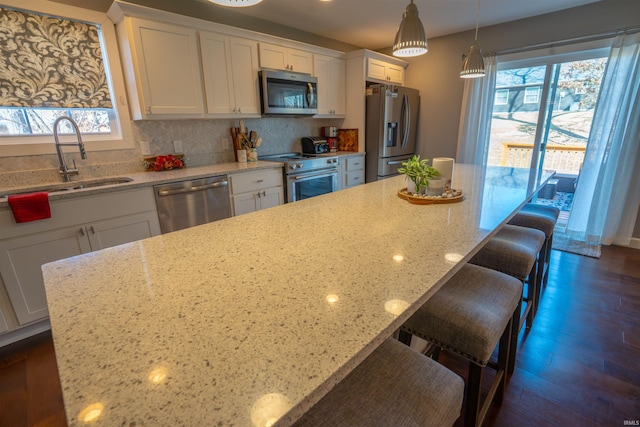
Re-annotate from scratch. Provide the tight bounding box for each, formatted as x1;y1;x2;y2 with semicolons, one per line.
67;177;134;190
0;177;134;199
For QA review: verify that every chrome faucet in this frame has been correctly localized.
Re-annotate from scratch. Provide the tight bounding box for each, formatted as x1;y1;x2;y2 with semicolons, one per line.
53;116;87;182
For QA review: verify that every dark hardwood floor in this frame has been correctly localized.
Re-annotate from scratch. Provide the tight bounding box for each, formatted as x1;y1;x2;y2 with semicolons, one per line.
1;245;639;426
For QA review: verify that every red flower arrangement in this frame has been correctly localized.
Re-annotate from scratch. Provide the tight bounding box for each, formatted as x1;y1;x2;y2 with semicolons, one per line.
144;154;186;171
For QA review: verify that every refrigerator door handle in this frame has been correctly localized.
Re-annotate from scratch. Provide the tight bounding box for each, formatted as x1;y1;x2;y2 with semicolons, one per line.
401;93;410;150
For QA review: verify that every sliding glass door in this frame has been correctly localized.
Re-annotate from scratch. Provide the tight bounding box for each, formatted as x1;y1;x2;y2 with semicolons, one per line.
486;49;608;223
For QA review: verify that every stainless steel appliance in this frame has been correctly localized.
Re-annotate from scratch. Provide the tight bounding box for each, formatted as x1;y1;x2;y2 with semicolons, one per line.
262;153;338;203
301;136;330;154
259;69;318;116
154;175;231;233
365;84;420;182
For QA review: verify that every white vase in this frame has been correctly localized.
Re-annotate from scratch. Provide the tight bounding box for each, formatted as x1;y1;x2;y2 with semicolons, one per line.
406;179;416;193
424;178;446;196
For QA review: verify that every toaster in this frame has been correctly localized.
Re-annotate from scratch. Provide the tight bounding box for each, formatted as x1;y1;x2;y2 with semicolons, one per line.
301;136;330;154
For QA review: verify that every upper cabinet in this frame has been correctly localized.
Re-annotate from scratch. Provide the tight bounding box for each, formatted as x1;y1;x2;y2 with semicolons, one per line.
199;32;261;117
116;18;205;119
107;1;348;120
259;42;313;74
367;57;405;85
314;54;346;117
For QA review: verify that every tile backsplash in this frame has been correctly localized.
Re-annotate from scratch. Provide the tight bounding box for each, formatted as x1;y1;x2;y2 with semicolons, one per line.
0;117;344;189
134;117;344;165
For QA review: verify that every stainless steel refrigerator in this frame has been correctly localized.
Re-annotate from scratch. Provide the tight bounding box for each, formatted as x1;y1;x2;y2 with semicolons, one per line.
365;84;420;182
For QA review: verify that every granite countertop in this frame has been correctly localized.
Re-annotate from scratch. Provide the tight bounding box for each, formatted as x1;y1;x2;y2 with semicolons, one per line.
42;165;553;427
0;160;283;209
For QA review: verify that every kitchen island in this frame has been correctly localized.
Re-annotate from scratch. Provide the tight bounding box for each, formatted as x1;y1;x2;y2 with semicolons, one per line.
42;164;552;427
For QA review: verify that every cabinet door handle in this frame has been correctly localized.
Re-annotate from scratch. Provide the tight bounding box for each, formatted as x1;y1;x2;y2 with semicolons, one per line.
262;191;266;197
89;226;96;234
256;179;264;183
79;227;85;237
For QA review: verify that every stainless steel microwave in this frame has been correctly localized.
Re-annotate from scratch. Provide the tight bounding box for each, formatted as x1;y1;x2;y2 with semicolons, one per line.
259;70;318;116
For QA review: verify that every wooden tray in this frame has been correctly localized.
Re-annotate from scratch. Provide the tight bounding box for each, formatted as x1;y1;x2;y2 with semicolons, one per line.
397;188;464;205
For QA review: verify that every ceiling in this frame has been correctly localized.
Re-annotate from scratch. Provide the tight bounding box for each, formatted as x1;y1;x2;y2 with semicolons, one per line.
51;0;601;51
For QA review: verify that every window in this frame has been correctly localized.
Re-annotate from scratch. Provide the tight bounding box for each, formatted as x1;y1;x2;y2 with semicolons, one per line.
494;89;509;105
0;2;133;156
0;108;112;136
523;87;540;104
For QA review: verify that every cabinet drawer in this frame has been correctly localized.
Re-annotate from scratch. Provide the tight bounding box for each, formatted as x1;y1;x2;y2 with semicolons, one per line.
230;168;282;194
346;170;364;187
346;156;364;171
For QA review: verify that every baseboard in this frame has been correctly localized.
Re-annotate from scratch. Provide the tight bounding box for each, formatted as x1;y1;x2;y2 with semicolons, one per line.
0;320;51;348
629;238;640;249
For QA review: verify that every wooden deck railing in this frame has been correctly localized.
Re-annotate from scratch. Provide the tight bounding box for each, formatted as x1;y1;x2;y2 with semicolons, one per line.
500;142;585;174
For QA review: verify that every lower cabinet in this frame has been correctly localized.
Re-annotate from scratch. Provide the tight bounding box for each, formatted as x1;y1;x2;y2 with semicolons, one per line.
0;188;160;328
230;168;284;216
339;153;365;190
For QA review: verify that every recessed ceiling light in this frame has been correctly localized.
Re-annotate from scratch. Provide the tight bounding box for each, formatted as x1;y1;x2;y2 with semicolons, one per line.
208;0;263;7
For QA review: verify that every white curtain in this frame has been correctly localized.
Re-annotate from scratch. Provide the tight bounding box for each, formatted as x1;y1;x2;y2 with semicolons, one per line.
565;32;640;245
456;54;497;165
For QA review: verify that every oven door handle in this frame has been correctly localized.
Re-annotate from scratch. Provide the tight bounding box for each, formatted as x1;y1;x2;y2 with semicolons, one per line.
293;170;337;180
157;180;228;197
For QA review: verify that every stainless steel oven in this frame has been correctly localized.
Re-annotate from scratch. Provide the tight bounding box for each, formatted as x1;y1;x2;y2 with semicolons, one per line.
262;153;338;202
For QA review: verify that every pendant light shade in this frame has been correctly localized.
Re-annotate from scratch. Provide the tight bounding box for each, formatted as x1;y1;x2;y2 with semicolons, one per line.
207;0;262;7
460;42;485;78
393;0;428;57
460;0;485;78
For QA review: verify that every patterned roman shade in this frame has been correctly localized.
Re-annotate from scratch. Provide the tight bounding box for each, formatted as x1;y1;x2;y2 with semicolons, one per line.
0;7;113;109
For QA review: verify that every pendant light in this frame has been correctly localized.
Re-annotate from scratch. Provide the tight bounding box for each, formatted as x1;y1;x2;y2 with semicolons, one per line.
460;0;485;78
393;0;428;57
207;0;263;7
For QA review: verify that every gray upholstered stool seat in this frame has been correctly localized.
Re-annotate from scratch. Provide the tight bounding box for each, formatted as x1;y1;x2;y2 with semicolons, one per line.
509;204;560;313
509;203;560;284
401;264;523;427
292;337;464;427
469;224;545;330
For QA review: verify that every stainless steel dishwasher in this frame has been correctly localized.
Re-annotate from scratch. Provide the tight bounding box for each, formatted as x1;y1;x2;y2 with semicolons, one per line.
154;175;231;233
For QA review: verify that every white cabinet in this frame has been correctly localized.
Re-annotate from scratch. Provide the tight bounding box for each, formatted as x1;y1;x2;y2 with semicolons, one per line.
230;168;284;216
338;154;365;190
199;31;261;117
367;57;405;85
259;42;313;74
314;55;346;117
0;189;160;326
116;17;205;119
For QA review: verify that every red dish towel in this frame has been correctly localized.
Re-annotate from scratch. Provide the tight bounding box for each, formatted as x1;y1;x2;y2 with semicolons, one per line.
8;192;51;223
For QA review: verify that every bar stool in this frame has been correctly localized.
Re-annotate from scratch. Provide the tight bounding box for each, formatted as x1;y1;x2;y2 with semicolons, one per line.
292;337;464;427
508;203;560;314
470;224;545;328
400;264;523;427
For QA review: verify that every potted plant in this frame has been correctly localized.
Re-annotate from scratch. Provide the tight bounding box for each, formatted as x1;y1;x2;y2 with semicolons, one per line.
398;155;441;194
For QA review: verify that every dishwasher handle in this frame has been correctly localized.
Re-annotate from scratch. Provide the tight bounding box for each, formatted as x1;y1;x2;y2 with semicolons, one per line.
157;179;228;197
